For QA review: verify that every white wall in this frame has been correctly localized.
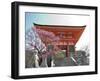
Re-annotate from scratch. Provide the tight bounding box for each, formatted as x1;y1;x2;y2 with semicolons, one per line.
0;0;99;81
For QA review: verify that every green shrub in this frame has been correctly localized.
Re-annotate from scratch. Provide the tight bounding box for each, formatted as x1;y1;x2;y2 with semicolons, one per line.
54;51;66;60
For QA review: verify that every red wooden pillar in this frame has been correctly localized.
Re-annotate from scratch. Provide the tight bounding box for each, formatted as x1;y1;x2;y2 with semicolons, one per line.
67;45;69;57
66;45;68;57
66;42;70;63
65;41;68;57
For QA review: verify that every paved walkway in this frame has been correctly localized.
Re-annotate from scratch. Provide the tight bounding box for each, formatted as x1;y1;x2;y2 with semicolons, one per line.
40;57;77;67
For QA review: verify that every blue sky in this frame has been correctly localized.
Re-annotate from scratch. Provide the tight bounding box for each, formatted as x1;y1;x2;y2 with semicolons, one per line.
25;12;89;32
25;12;51;32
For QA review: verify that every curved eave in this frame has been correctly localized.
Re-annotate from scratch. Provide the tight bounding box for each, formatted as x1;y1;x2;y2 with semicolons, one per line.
33;23;86;28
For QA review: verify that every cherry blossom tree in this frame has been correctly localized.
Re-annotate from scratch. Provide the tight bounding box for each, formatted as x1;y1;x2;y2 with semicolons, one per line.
25;27;46;68
35;28;61;67
35;28;61;54
25;26;61;67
